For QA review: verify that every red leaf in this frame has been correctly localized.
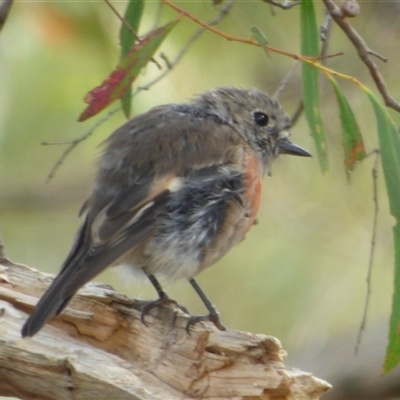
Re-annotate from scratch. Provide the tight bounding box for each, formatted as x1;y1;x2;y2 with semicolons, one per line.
78;20;178;122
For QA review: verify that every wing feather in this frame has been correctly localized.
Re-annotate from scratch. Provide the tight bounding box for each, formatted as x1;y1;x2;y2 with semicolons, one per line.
22;105;244;337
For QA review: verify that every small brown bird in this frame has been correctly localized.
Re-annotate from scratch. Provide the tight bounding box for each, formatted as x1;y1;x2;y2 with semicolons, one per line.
21;87;311;337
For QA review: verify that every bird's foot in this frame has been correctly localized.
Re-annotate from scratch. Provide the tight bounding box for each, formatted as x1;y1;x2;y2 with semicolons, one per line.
140;296;189;326
185;310;226;334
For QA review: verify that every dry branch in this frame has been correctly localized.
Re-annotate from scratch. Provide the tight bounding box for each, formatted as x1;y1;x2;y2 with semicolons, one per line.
322;0;400;112
0;257;331;400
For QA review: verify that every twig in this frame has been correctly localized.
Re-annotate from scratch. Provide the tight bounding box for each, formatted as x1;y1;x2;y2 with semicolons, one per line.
162;0;345;66
103;0;161;70
0;0;13;33
45;1;235;182
104;0;139;41
263;0;301;10
160;0;312;61
42;140;82;146
290;100;304;127
367;49;387;63
355;149;380;354
273;61;300;100
320;8;333;63
43;107;122;183
159;52;173;69
135;1;234;93
322;0;400;112
275;10;332;128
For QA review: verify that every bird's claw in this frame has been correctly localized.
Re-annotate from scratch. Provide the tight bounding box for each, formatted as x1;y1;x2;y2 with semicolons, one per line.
140;297;189;326
185;312;226;334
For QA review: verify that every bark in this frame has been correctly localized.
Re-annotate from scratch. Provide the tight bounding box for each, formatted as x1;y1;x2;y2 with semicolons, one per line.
0;256;331;400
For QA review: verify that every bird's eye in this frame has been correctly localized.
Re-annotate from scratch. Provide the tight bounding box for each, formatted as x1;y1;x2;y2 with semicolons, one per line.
253;111;269;127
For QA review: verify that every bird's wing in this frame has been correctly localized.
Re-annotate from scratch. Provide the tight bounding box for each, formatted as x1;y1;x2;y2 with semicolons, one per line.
21;106;244;337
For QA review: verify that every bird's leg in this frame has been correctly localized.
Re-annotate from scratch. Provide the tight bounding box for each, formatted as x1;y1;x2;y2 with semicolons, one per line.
140;267;189;325
186;278;226;333
144;267;169;299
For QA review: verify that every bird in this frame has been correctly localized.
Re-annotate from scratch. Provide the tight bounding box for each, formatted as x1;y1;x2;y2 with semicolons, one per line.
21;86;311;338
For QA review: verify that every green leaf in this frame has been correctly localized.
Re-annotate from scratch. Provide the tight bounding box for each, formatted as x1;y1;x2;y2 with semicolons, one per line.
251;26;268;46
327;75;366;176
365;91;400;373
119;0;144;118
121;82;133;118
79;20;179;122
300;0;329;172
120;0;144;56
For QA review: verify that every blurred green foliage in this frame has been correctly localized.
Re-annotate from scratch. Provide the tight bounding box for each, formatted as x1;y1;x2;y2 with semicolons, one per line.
0;2;399;395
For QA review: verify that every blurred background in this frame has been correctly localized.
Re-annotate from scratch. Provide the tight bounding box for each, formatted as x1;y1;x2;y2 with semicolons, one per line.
1;1;400;398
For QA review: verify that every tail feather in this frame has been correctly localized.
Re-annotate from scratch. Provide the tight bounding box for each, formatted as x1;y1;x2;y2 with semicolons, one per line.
21;213;156;337
21;271;78;337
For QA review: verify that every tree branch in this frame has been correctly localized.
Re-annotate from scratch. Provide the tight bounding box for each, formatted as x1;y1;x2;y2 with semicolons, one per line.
355;149;380;354
44;0;235;182
0;260;331;400
322;0;400;112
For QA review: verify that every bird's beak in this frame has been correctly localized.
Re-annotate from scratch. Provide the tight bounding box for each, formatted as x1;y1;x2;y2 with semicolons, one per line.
276;139;312;157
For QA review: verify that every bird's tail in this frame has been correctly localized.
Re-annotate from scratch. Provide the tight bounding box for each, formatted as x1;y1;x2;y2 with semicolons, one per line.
21;215;156;337
21;267;79;337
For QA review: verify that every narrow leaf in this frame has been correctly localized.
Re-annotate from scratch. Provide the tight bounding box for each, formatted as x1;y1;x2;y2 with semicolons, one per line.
120;0;144;56
365;91;400;373
300;0;329;172
119;0;144;118
79;20;178;122
251;26;268;46
121;80;133;118
327;75;366;176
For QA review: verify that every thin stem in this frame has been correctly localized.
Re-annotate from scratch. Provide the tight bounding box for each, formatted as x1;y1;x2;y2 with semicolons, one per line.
161;0;309;60
265;0;301;10
104;0;139;40
355;149;380;354
322;0;400;112
45;1;235;182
